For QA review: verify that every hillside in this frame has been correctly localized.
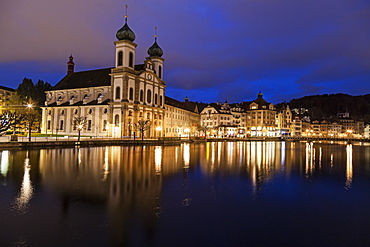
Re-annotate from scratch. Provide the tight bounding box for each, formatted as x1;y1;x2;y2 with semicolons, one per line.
276;93;370;123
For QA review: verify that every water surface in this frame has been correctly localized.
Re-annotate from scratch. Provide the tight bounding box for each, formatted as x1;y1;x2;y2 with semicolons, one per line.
1;141;370;246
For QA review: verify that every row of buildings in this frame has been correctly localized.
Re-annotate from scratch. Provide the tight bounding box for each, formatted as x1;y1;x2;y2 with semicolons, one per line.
3;15;367;139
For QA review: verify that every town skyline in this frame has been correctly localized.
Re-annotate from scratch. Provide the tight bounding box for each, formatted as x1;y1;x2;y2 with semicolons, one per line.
1;0;369;104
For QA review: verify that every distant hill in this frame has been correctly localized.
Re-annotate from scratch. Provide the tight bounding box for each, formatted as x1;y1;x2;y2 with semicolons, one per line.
276;93;370;123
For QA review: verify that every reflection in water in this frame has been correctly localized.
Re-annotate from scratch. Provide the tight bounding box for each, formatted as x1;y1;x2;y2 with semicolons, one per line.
2;142;369;246
101;147;109;182
183;143;190;170
346;144;353;189
155;146;162;173
0;150;9;177
13;152;33;213
305;142;315;177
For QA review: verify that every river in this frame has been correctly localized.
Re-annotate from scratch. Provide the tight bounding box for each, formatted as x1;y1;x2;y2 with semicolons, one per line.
1;141;370;246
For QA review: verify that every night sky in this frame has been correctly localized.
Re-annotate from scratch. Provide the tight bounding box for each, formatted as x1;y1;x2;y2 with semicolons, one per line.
1;0;369;104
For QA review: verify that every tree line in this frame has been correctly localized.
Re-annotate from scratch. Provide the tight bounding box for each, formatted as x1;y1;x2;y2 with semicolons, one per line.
0;78;51;136
276;93;370;123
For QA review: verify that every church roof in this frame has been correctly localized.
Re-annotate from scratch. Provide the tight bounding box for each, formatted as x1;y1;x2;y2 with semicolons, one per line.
165;96;205;113
51;68;112;91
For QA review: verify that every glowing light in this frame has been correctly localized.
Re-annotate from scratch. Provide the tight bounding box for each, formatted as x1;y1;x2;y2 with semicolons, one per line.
0;150;9;176
13;156;33;213
155;146;162;173
183;143;190;169
345;144;353;189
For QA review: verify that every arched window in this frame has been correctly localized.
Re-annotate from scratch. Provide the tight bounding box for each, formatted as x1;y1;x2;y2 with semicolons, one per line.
129;87;134;101
159;96;163;106
155;93;158;105
114;114;120;127
147;89;152;104
115;87;121;100
140;89;144;102
117;51;123;66
60;120;64;130
158;65;162;79
129;52;134;68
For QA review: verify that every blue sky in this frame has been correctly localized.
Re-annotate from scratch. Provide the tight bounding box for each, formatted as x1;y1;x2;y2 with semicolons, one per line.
0;0;369;104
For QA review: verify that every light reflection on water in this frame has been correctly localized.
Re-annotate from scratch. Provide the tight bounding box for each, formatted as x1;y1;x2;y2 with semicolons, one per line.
12;152;33;214
1;142;370;246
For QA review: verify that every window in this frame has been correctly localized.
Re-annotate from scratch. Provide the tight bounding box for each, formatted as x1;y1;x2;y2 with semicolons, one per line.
147;89;152;104
74;109;78;115
159;96;163;106
158;65;162;79
88;120;92;130
114;114;119;127
88;108;93;114
103;108;108;114
115;87;121;100
61;109;65;115
128;110;133;116
60;120;64;130
47;120;51;130
129;52;134;67
155;93;158;105
103;120;107;131
117;51;123;66
129;87;134;101
140;90;144;102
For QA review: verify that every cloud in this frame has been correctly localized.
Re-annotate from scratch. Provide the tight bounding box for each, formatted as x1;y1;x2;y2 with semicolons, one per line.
0;0;369;103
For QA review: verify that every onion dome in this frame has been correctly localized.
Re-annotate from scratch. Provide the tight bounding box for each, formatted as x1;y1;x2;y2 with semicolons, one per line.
147;37;163;57
116;17;135;42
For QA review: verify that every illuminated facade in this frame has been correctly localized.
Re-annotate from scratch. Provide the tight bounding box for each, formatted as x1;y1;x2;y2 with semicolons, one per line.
41;16;165;137
164;97;201;137
0;85;15;113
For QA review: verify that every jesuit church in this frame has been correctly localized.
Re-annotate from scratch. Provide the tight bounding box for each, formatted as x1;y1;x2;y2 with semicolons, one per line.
42;15;174;138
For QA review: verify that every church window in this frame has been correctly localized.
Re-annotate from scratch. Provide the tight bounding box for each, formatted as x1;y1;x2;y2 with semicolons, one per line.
88;108;93;114
103;108;108;114
115;87;121;100
155;93;158;105
129;52;134;67
159;96;163;106
74;109;78;115
158;66;162;79
88;120;92;130
147;89;152;104
114;114;119;127
103;120;107;131
140;90;144;102
117;51;123;66
60;120;64;130
47;120;51;130
129;87;134;100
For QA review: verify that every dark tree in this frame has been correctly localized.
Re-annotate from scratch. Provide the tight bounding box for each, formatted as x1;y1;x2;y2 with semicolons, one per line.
135;120;151;140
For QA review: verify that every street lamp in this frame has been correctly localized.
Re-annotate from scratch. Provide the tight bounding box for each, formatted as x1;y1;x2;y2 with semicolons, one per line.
26;104;33;142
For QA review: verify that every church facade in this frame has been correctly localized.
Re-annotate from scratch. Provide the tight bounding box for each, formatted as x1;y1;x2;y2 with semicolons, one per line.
42;16;172;138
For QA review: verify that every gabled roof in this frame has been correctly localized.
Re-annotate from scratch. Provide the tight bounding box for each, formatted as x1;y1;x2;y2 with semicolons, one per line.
51;68;113;91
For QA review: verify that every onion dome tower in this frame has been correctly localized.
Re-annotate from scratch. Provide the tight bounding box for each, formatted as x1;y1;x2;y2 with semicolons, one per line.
147;27;164;79
114;5;137;68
